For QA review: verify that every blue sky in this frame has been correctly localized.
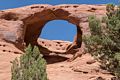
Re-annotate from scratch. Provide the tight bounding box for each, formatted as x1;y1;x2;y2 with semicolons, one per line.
40;20;76;41
0;0;118;41
0;0;118;10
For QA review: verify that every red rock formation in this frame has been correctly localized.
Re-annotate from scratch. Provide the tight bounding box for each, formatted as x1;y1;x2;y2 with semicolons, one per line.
0;4;115;80
0;4;106;54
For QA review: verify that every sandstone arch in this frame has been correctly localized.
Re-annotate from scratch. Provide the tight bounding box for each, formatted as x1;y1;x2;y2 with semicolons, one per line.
23;9;83;56
0;4;106;52
23;8;80;46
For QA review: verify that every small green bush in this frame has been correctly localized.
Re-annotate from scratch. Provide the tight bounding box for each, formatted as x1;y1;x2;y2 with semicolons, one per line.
84;4;120;77
11;44;47;80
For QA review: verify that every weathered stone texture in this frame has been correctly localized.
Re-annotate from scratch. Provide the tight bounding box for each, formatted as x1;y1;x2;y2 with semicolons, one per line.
0;4;106;53
0;4;115;80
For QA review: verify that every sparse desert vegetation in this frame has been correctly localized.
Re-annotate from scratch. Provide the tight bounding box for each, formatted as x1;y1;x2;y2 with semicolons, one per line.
11;45;47;80
84;4;120;78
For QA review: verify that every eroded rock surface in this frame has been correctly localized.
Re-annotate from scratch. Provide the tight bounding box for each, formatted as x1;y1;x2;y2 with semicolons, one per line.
0;4;113;80
37;38;72;54
0;4;106;51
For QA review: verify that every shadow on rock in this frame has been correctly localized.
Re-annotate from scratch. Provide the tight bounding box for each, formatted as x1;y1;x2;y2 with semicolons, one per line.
44;55;68;64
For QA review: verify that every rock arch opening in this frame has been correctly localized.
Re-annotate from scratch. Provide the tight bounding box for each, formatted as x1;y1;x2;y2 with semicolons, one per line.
23;8;81;47
40;20;76;42
23;8;82;57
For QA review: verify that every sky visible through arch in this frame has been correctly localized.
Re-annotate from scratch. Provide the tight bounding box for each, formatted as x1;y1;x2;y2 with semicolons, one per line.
0;0;118;41
40;20;76;41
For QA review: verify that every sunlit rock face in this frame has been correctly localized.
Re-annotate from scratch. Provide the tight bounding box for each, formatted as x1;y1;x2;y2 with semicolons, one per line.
0;4;106;53
0;4;115;80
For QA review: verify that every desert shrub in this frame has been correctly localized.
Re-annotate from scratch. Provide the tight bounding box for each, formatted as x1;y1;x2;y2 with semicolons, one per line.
11;44;47;80
83;4;120;77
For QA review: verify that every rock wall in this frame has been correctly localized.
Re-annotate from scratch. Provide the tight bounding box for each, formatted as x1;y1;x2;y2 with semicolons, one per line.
0;4;106;52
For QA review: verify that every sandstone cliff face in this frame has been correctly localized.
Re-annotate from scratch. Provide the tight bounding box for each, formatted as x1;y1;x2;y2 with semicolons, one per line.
0;4;106;51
